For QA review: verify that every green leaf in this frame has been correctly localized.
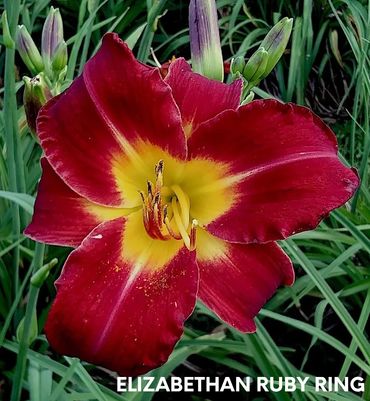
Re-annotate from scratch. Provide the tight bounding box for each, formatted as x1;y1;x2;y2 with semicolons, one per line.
0;190;34;215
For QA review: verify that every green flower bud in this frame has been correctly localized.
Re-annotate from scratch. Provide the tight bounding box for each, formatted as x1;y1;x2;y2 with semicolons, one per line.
51;40;68;73
16;311;38;346
189;0;224;81
42;7;64;65
30;258;58;288
23;74;52;134
241;91;255;105
16;25;44;75
2;11;15;49
243;47;268;83
259;17;293;79
230;56;245;75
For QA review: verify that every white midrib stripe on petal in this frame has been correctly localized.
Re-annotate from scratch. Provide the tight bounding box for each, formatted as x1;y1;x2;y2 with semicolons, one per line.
190;151;338;196
94;262;143;352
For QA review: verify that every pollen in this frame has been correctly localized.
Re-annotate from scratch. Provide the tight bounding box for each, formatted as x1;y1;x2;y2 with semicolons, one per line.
140;160;197;251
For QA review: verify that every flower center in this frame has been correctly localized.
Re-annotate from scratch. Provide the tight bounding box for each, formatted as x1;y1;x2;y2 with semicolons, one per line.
139;160;198;251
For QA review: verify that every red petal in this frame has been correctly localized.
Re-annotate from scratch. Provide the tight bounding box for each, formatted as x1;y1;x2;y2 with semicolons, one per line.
188;100;359;243
24;158;126;247
165;58;242;137
37;33;186;207
196;230;294;332
45;217;198;376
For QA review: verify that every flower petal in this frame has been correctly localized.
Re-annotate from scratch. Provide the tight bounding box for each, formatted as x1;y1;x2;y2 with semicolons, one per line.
24;158;128;247
45;216;198;376
188;100;359;243
165;58;242;137
37;33;186;207
196;229;294;331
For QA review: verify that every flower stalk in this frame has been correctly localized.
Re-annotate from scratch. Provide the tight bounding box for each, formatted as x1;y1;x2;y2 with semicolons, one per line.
3;0;22;317
10;243;45;401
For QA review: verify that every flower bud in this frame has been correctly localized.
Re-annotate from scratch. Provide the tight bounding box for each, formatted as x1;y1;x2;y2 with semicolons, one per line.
243;47;268;83
259;17;293;79
16;311;38;346
42;7;64;64
51;40;68;73
230;56;245;76
16;25;44;75
23;75;52;134
31;258;58;288
189;0;224;81
2;11;15;49
241;91;255;106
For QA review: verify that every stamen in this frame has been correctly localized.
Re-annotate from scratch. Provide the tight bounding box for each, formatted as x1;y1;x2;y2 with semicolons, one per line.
139;190;145;203
155;159;164;175
153;192;163;228
153;192;161;206
163;205;182;240
147;180;153;200
155;160;164;191
172;197;191;249
171;184;190;229
189;219;198;251
140;160;197;249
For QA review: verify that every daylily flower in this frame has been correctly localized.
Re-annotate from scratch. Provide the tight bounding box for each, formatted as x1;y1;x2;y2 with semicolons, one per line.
25;33;358;376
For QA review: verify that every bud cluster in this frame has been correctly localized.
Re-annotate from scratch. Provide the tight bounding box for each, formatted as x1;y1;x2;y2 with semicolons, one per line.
231;17;293;92
187;1;293;105
16;7;68;81
14;7;68;135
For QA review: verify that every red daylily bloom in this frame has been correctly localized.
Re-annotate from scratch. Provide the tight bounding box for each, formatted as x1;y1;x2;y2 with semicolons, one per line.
25;33;359;376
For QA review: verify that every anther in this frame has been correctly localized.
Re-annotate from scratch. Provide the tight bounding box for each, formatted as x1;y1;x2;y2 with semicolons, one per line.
155;159;164;175
139;190;145;203
153;192;161;205
189;219;198;251
140;160;197;249
155;160;164;190
163;204;168;221
147;180;153;198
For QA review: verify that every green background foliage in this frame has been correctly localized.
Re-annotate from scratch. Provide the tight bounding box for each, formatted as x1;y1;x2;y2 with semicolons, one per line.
0;0;369;400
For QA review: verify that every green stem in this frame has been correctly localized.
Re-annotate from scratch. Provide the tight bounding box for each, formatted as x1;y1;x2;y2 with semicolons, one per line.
137;0;167;62
10;243;45;401
0;263;33;349
4;0;21;316
351;95;369;212
364;376;370;401
339;290;370;379
78;18;93;75
285;238;370;365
